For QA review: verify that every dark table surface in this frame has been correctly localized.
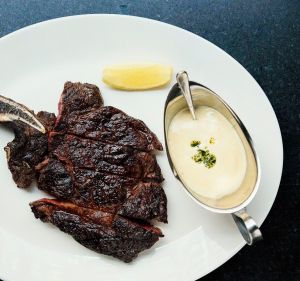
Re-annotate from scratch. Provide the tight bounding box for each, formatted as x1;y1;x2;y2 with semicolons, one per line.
0;1;299;280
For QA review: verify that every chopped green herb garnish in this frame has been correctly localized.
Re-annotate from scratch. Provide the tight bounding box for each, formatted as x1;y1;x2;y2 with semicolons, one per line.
191;148;216;168
209;137;215;144
191;140;201;147
203;151;216;168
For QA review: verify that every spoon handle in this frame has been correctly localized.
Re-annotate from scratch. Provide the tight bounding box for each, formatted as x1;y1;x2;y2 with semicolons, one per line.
232;208;262;245
176;71;196;120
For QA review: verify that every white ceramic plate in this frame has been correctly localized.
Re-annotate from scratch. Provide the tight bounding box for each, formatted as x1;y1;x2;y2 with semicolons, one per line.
0;15;283;281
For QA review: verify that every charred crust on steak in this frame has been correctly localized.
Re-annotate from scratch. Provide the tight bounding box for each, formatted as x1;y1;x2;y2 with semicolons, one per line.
30;199;163;262
3;82;167;262
3;111;56;188
55;82;104;130
118;182;168;223
55;82;162;152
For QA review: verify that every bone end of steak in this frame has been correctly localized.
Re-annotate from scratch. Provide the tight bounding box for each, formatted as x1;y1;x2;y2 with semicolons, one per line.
0;95;46;133
4;111;56;188
30;198;163;262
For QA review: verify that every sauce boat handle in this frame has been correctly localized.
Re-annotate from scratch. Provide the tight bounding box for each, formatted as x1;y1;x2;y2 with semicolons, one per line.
232;208;263;245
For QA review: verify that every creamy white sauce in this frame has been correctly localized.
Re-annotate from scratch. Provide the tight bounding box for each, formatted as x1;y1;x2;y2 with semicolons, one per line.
168;106;247;200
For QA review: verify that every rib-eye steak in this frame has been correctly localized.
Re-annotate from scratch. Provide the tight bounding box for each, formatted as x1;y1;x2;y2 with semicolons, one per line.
3;82;167;262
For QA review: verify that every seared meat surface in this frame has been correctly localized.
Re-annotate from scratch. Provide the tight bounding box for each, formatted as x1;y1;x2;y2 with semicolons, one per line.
55;82;162;152
55;105;163;151
4;111;56;188
31;199;163;263
3;82;167;262
49;134;163;181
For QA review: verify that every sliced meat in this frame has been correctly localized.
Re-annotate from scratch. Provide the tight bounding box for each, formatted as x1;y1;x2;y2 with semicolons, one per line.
37;159;167;222
56;106;163;151
30;198;163;263
49;134;163;181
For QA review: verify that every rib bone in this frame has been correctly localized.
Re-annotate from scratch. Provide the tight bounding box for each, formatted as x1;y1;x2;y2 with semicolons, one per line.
0;95;45;133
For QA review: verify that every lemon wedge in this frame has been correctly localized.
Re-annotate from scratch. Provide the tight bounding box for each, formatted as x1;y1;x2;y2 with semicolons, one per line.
102;64;173;90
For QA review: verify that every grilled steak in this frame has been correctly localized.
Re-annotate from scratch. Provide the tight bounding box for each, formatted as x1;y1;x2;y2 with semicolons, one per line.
2;81;167;262
30;198;163;263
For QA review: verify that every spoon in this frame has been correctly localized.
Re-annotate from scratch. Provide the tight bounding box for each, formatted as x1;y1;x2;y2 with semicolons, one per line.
0;95;46;133
176;71;197;120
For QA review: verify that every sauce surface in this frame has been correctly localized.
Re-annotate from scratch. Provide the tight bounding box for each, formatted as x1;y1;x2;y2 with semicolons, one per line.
168;106;247;200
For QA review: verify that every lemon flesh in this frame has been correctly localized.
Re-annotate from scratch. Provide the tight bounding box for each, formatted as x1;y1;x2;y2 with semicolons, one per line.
102;64;173;90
